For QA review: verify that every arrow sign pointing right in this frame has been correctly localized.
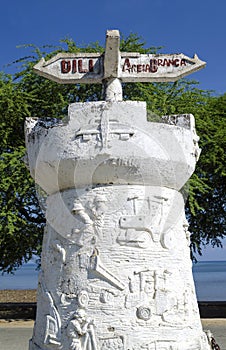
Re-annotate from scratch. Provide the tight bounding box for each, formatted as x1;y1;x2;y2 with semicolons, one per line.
119;53;206;82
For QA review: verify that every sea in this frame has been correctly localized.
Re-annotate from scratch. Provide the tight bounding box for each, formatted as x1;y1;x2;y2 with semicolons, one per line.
0;260;225;301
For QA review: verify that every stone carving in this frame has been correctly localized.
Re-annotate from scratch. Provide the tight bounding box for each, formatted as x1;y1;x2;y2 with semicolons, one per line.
160;230;176;249
117;228;150;248
139;340;178;350
136;306;151;321
99;289;116;304
125;269;154;311
40;277;61;346
153;269;197;325
118;192;175;246
44;314;61;347
89;249;124;291
70;202;96;247
74;113;134;149
134;269;150;293
78;290;89;309
100;110;110;149
26;101;211;348
67;308;97;350
100;336;124;350
53;240;66;265
69;194;107;246
78;253;90;270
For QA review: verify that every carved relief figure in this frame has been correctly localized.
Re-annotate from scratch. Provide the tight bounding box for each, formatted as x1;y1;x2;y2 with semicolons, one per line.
39;275;61;346
70;194;107;247
90;194;107;240
70;202;96;247
52;240;66;272
67;308;97;350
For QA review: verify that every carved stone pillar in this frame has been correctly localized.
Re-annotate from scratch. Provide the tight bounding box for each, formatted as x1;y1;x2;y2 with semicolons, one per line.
26;101;211;349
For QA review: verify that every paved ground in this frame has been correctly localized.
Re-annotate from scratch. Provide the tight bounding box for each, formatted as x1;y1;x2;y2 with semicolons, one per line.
0;320;33;350
202;319;226;350
0;319;225;350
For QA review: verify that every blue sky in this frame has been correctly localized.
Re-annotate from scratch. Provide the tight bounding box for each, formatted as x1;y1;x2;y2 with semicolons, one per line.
1;0;226;94
0;0;225;261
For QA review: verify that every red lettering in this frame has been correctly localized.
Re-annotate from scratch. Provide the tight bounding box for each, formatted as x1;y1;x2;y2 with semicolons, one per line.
89;59;94;72
174;59;179;67
145;64;150;72
137;64;142;73
150;59;158;73
158;59;163;66
61;60;71;73
78;60;88;73
72;60;77;73
162;59;170;67
170;59;175;66
181;59;186;66
163;59;167;66
131;64;137;72
122;58;131;72
61;59;96;74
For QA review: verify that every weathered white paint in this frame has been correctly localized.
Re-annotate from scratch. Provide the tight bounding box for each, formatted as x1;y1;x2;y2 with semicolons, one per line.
25;101;200;195
26;100;211;350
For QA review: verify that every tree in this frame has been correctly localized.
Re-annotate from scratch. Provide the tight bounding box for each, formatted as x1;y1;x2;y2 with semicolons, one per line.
0;34;225;273
0;73;45;272
188;94;226;256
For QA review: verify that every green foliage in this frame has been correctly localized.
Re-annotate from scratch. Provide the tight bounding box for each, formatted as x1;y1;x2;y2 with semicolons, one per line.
0;33;225;272
187;94;226;256
0;74;45;272
0;148;44;272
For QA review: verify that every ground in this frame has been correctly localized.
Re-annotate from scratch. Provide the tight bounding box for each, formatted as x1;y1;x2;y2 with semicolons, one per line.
0;290;36;303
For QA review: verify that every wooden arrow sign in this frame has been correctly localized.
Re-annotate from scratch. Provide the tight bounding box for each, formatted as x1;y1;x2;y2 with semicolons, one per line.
120;52;205;82
34;53;104;84
34;30;206;87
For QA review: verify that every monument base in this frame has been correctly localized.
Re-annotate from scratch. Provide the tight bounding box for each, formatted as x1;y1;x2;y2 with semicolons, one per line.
29;185;211;350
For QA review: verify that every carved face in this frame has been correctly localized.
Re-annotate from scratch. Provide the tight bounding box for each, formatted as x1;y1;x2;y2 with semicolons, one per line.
74;308;87;322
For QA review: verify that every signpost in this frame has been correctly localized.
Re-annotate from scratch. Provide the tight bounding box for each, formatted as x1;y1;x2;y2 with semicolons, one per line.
34;30;206;99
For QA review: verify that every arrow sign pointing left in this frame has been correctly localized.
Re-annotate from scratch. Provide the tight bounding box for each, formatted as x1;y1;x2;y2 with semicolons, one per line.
34;52;104;84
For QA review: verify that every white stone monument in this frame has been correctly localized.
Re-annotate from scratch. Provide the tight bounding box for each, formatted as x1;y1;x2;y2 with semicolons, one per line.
26;30;212;349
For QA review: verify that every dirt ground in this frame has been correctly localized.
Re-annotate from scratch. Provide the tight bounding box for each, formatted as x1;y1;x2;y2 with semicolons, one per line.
0;290;36;303
0;319;34;327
